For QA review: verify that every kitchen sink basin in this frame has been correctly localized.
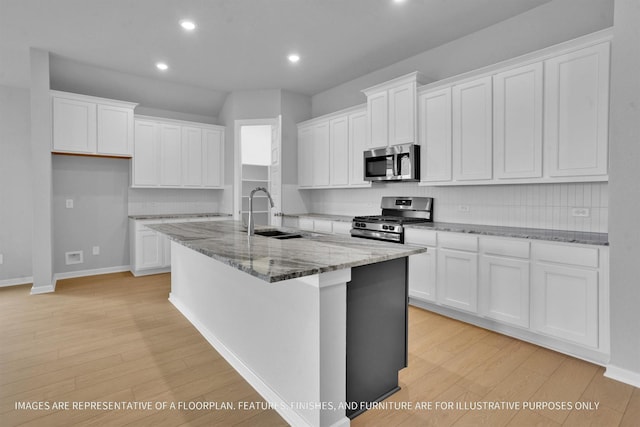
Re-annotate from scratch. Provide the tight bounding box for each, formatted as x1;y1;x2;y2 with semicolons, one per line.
254;229;303;239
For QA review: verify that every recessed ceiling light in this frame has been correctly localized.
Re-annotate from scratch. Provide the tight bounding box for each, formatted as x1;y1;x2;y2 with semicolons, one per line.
393;0;407;3
156;62;169;71
180;20;196;31
287;54;300;64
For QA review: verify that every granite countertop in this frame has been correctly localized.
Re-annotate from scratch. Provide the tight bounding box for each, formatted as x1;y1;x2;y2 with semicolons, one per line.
148;220;425;283
129;213;232;220
280;213;354;223
284;213;608;246
405;221;609;246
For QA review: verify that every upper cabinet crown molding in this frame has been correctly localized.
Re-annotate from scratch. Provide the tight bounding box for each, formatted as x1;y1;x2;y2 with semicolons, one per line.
51;90;138;158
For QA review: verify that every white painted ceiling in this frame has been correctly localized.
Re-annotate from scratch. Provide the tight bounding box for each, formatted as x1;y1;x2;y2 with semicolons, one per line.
1;0;551;107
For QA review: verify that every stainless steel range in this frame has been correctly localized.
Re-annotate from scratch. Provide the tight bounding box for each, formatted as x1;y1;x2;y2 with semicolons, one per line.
351;196;433;243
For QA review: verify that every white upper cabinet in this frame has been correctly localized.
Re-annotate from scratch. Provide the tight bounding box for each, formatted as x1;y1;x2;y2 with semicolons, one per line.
97;104;134;156
493;63;543;179
159;124;182;187
182;126;203;186
329;116;349;186
312;122;331;187
297;105;370;189
297;126;313;188
363;72;426;147
348;109;369;186
544;42;610;178
133;120;158;186
416;31;610;187
132;116;224;189
419;87;452;182
53;96;97;154
452;76;493;181
203;128;224;188
51;91;136;157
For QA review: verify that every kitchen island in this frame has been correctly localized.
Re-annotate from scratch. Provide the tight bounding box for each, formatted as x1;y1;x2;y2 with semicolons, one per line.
148;220;425;427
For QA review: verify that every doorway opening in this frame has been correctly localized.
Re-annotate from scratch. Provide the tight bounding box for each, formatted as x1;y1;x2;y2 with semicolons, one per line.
234;119;281;227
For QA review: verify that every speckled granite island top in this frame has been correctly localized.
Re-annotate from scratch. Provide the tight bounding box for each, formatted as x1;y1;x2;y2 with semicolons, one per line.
148;220;426;283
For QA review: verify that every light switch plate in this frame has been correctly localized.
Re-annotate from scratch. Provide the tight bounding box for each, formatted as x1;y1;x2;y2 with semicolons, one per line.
66;199;73;209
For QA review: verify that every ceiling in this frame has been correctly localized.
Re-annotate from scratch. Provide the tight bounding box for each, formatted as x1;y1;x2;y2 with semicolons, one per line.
0;0;551;104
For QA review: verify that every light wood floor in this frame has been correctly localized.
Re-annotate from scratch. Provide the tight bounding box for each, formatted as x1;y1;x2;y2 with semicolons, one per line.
1;272;638;426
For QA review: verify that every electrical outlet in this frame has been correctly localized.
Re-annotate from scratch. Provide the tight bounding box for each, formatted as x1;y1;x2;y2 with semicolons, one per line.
0;253;3;265
572;208;590;217
92;246;100;255
65;251;83;265
458;205;470;213
66;199;74;209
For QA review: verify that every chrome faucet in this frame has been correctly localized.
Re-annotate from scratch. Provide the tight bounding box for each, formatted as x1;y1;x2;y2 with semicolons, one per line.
247;187;275;236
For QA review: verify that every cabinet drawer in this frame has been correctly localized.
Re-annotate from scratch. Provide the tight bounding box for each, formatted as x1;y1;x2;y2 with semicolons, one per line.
438;233;478;252
314;219;333;233
332;221;352;235
481;237;530;259
532;242;599;268
405;228;437;247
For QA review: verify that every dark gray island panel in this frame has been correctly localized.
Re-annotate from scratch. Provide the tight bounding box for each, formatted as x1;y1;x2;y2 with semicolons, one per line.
346;257;408;419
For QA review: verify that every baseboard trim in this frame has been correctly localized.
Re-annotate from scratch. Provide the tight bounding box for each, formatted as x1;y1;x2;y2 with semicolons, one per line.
54;265;131;281
0;276;33;288
31;283;56;295
168;293;329;427
605;365;640;388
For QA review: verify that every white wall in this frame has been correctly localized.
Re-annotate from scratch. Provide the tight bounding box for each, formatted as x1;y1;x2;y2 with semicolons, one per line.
52;156;130;274
311;0;614;117
0;85;33;284
607;0;640;385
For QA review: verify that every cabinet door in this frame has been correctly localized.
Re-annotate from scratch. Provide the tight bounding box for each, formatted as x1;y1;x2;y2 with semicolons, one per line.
163;235;171;268
159;124;182;186
133;120;158;186
312;122;330;186
97;104;133;156
135;230;164;270
493;63;543;179
330;116;349;186
203;129;224;188
298;126;313;187
544;42;610;177
367;90;388;148
182;126;203;187
437;248;478;313
408;250;437;302
452;76;493;181
419;87;452;182
52;97;97;153
389;81;416;145
479;255;530;328
531;263;598;347
349;110;369;186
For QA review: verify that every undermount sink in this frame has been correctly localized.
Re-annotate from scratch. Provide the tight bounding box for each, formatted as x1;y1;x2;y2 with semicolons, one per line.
254;229;303;240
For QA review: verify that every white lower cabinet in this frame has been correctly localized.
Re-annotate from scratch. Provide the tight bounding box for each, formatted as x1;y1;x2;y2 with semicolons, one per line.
130;217;227;276
406;227;609;363
531;242;600;348
479;237;531;328
436;233;479;313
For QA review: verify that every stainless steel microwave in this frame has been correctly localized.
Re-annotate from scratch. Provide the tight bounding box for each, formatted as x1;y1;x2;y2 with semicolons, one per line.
363;144;420;182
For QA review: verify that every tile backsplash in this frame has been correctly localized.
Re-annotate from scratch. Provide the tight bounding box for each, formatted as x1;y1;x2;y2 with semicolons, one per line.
128;188;228;216
302;182;608;233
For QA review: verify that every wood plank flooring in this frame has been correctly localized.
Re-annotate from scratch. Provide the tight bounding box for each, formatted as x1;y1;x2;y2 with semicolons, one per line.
1;272;638;426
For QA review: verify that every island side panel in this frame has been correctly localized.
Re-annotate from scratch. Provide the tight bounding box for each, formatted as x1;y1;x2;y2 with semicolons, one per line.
168;241;350;427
